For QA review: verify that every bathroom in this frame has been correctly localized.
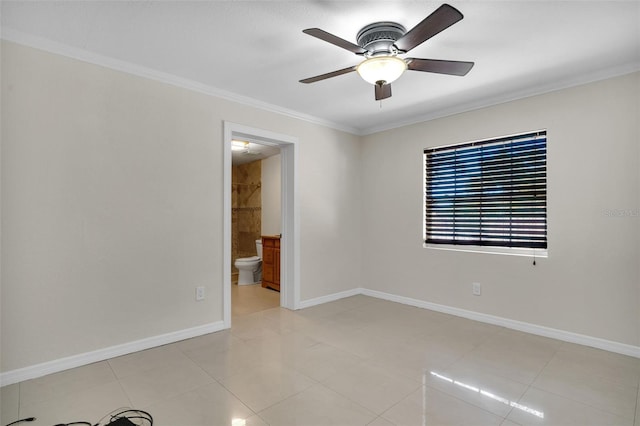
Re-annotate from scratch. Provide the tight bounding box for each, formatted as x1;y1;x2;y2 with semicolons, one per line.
231;140;281;315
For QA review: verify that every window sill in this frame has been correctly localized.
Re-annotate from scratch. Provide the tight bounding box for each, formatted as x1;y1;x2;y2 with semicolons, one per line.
423;243;548;258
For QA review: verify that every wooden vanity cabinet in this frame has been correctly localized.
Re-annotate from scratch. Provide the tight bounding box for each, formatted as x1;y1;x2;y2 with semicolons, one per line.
261;235;280;291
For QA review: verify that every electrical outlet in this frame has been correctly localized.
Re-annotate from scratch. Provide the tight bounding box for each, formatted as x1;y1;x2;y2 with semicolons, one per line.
196;286;205;301
472;282;481;296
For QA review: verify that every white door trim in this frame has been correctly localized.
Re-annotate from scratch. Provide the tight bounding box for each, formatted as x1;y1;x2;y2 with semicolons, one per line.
223;122;300;327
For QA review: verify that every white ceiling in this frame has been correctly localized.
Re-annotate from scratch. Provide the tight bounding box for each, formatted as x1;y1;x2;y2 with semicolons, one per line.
232;141;280;166
2;1;639;135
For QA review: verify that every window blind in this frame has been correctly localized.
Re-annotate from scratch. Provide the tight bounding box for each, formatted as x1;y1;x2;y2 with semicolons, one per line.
424;131;547;249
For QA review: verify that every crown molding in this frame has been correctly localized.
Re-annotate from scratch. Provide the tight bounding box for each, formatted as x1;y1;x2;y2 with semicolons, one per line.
362;61;640;136
3;27;639;138
1;28;361;136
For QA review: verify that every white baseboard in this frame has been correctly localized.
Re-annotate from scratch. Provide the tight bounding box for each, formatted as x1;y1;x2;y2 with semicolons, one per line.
298;288;362;309
360;288;640;358
4;287;639;386
0;321;226;387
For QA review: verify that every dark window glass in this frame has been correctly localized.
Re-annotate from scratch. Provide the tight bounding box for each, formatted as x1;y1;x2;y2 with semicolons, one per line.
424;131;547;249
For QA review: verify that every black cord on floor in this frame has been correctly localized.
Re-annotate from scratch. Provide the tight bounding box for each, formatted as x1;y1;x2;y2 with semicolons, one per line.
5;407;152;426
4;417;36;426
52;422;92;426
105;409;152;426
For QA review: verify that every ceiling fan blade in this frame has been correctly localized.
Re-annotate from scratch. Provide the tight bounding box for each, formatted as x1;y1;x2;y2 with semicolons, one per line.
375;82;392;100
299;65;358;84
407;58;474;76
303;28;367;55
394;4;463;53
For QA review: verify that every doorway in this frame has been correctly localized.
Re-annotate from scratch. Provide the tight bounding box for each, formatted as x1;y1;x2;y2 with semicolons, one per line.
230;143;280;316
223;122;299;328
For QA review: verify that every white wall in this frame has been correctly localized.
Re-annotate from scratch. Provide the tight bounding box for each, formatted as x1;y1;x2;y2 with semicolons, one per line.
361;72;640;347
3;38;637;378
0;41;362;373
261;154;281;236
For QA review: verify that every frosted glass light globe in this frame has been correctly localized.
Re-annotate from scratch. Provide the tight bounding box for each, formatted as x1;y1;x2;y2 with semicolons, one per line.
356;56;407;85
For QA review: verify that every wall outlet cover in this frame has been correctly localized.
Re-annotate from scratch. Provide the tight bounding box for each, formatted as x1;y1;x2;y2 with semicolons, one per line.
472;282;481;296
196;286;205;301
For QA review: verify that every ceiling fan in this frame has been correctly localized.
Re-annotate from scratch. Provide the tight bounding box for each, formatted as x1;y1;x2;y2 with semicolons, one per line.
299;3;474;100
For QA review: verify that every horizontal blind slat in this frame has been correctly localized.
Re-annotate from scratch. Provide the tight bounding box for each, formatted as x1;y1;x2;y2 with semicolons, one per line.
425;131;547;249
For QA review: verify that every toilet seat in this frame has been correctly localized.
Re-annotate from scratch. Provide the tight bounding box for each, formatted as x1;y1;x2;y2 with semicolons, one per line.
236;256;260;263
234;240;263;286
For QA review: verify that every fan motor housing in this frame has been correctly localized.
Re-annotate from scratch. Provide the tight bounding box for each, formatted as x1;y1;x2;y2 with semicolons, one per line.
356;22;406;56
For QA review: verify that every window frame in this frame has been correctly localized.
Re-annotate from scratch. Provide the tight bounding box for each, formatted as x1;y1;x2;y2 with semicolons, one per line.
423;130;548;258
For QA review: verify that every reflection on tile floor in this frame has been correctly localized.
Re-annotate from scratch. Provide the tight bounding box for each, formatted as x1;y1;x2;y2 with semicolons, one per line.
2;295;639;425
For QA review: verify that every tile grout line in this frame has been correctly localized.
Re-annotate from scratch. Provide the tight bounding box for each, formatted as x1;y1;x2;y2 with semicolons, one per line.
502;339;562;422
422;380;510;423
197;302;322;419
8;295;637;425
632;379;639;426
531;341;640;422
187;322;323;422
17;382;23;422
104;359;136;412
252;382;345;422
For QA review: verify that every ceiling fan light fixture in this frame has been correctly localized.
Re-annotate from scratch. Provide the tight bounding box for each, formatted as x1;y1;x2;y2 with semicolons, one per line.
356;56;407;85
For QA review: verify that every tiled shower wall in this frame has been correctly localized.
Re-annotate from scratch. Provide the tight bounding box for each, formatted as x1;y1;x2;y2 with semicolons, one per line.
232;160;262;276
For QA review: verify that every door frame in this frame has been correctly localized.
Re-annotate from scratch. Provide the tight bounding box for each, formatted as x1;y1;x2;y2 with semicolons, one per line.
223;122;300;327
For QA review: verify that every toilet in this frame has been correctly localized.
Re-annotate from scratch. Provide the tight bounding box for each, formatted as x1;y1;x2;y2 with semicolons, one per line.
234;240;262;285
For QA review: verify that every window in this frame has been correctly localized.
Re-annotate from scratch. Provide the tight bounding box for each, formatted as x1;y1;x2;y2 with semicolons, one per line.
424;130;547;251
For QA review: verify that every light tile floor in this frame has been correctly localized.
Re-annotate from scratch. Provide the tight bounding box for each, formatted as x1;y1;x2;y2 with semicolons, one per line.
232;283;280;317
2;295;639;426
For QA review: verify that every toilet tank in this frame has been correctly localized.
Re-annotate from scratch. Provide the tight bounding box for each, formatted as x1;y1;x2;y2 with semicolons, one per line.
255;240;263;258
